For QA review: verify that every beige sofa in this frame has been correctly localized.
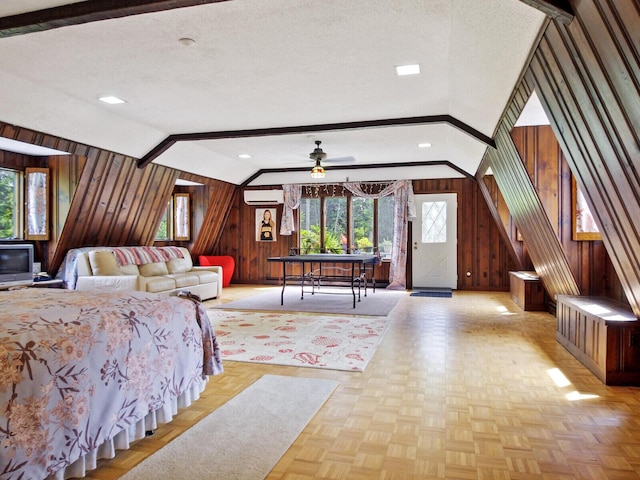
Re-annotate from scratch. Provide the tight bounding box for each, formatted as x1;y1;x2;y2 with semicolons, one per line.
74;246;222;300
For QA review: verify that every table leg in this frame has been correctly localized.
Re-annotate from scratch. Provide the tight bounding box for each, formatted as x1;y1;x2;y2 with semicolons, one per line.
280;262;286;305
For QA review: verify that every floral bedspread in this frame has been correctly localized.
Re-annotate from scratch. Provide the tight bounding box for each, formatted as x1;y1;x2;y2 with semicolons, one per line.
0;288;222;480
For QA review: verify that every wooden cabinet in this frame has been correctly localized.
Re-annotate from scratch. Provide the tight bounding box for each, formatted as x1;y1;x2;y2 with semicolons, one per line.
509;271;546;311
556;295;640;386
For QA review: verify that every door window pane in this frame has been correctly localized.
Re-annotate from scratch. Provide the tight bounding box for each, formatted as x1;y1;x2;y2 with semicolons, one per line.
422;201;446;243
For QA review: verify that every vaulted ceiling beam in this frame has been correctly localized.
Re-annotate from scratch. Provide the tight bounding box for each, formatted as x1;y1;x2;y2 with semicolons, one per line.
137;115;497;168
518;0;573;25
0;0;230;38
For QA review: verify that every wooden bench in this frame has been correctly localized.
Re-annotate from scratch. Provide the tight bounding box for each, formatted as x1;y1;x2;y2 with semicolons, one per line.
509;271;546;311
556;295;640;385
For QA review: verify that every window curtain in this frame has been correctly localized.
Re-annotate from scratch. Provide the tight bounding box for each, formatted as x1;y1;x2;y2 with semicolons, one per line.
279;180;415;289
386;179;416;290
279;184;302;235
344;180;415;290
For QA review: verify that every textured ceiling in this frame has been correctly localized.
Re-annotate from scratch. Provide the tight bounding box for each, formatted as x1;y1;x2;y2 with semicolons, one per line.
0;0;546;185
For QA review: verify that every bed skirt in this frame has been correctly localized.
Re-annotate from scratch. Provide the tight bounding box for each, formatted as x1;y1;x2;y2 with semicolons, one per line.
48;376;208;480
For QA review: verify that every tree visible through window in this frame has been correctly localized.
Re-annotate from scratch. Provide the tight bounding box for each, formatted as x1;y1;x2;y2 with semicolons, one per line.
299;192;393;256
155;199;173;240
0;168;21;239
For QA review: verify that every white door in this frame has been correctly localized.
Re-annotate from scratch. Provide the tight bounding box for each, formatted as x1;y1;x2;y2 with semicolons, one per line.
411;193;457;289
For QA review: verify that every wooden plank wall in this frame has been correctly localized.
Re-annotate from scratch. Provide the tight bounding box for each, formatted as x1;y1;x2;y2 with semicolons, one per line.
219;179;518;290
168;172;238;259
477;174;527;272
525;0;640;315
0;122;187;275
481;115;580;300
511;125;624;301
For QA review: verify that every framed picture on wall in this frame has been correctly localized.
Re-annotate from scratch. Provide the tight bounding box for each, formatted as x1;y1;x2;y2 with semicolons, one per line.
256;208;276;242
572;177;601;241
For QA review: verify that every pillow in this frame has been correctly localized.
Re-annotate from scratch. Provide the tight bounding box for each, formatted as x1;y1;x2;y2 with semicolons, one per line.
167;256;192;274
139;261;169;277
88;250;120;276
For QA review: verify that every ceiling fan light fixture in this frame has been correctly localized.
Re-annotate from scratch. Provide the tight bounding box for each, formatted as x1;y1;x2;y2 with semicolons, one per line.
311;160;325;179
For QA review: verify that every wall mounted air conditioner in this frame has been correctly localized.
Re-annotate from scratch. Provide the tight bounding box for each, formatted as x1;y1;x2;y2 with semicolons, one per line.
243;189;284;205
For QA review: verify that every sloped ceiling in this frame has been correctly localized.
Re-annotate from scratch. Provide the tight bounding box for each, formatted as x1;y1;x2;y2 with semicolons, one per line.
0;0;546;185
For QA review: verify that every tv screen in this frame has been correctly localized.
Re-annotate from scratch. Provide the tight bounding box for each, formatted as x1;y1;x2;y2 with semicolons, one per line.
0;244;34;287
0;249;30;274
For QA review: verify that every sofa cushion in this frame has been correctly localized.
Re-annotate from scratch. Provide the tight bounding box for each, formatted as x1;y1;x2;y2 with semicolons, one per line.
139;261;169;277
144;276;176;293
88;251;120;276
167;273;200;288
167;256;193;273
190;270;219;284
119;263;140;275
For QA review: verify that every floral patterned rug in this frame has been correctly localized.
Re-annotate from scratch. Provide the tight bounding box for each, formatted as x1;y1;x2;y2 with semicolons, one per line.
208;309;392;372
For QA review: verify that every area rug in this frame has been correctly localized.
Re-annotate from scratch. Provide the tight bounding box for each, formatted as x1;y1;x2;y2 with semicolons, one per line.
121;374;338;480
214;287;403;316
410;287;453;298
208;309;391;372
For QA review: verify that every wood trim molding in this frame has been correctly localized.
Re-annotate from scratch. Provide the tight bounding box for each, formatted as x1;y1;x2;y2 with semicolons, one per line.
0;0;231;38
240;160;477;188
518;0;574;25
137;115;497;168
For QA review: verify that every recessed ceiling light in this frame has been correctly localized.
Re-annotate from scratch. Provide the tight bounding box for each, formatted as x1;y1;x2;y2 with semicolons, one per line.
418;142;432;148
99;96;126;105
395;64;421;76
179;37;196;46
238;154;252;159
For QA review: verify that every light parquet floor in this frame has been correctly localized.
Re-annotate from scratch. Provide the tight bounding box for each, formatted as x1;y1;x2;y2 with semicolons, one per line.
86;286;640;480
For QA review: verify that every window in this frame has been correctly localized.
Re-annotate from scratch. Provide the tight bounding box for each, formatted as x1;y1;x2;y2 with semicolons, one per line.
0;168;23;239
298;190;393;256
351;196;373;252
299;197;321;254
378;195;394;258
325;196;347;253
155;198;173;241
422;200;447;243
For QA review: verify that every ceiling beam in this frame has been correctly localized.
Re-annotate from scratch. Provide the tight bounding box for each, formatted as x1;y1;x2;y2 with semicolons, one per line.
0;0;230;38
137;115;497;168
241;160;476;188
518;0;574;25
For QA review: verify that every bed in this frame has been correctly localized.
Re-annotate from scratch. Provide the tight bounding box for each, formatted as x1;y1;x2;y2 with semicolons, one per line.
0;288;223;480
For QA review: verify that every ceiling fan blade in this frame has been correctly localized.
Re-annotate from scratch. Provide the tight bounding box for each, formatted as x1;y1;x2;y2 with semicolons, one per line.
324;156;356;164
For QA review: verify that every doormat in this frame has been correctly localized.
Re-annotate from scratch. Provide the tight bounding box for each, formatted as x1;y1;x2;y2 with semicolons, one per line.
410;288;452;298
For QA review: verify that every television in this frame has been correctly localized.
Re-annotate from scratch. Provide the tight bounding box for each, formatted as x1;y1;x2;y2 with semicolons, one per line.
0;244;34;288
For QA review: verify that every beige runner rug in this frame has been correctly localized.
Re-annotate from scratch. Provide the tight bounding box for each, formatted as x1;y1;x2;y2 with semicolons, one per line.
120;374;338;480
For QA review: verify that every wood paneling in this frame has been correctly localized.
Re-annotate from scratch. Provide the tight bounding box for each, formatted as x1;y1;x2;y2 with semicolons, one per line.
482;117;580;301
217;179;518;290
526;0;640;316
510;125;624;301
158;173;238;260
0;122;182;276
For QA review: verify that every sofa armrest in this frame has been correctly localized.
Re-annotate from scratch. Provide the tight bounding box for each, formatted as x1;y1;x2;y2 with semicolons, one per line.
76;275;139;292
192;266;223;298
